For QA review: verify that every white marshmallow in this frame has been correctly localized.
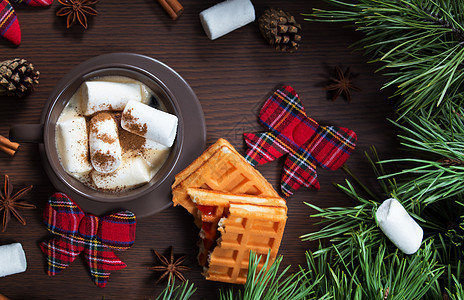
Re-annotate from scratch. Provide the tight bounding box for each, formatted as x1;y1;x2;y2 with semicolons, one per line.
143;139;170;168
200;0;255;40
0;243;27;277
121;100;178;147
56;116;93;174
89;113;122;174
376;198;423;254
92;156;151;190
81;81;142;116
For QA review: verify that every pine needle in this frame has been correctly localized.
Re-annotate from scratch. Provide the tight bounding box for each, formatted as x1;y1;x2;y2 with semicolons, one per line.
155;277;196;300
304;233;443;299
379;104;464;209
219;251;321;300
304;0;464;116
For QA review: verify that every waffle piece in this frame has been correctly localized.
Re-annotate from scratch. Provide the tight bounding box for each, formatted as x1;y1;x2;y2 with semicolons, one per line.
172;138;279;218
187;188;287;284
188;188;286;266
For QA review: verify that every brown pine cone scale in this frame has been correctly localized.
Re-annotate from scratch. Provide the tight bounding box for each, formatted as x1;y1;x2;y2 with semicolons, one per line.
259;8;302;53
0;58;40;97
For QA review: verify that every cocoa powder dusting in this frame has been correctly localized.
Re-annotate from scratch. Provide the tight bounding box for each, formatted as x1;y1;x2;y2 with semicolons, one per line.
122;108;148;135
112;112;122;124
96;132;116;144
92;150;117;170
90;112;117;144
113;112;146;153
119;128;146;152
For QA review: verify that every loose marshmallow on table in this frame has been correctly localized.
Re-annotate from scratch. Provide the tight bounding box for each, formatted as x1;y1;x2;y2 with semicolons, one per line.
92;156;151;190
376;198;423;255
56;116;93;174
89;113;122;174
200;0;255;40
0;243;27;277
81;81;142;116
121;100;178;147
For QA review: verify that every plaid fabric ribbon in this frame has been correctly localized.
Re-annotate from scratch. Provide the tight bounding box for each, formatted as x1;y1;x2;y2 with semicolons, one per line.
0;0;20;45
0;0;53;45
39;193;136;288
244;86;357;197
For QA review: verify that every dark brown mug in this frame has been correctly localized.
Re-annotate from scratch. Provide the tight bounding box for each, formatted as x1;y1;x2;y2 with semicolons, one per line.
9;53;206;217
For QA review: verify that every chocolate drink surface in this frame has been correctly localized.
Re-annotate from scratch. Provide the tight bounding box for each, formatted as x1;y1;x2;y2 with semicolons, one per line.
55;75;173;192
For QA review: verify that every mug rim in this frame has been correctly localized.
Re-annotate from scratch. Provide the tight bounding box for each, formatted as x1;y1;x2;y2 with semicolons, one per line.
41;61;184;203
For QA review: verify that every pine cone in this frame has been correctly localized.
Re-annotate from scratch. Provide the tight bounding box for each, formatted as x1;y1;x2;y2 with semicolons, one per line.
0;58;40;97
259;8;302;53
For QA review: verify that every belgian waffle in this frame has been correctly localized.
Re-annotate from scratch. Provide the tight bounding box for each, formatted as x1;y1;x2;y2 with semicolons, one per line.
172;138;279;219
187;188;287;284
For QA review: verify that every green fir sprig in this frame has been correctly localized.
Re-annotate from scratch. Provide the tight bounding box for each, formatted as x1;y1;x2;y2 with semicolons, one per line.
446;274;464;300
299;1;464;298
300;147;404;262
304;0;464;117
379;103;464;211
219;251;320;300
301;147;464;298
154;277;196;300
305;233;443;299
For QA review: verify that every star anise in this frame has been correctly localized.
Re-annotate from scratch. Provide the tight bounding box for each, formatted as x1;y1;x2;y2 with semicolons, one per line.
56;0;98;29
148;246;190;284
0;175;35;232
324;65;361;102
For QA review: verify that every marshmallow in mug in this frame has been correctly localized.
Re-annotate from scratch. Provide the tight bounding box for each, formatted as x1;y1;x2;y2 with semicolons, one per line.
121;100;178;147
89;113;123;174
200;0;255;40
376;198;423;254
92;156;151;190
143;138;170;168
0;243;27;277
81;81;143;116
56;116;93;174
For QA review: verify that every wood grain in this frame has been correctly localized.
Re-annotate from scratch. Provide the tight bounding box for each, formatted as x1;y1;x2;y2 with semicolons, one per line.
0;1;399;299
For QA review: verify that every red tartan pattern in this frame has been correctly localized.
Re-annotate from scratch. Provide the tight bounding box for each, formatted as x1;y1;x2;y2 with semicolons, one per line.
0;0;53;45
244;86;357;196
39;193;136;288
0;0;20;45
10;0;53;6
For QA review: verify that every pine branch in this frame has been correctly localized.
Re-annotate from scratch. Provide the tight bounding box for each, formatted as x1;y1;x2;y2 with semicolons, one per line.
305;233;443;299
300;145;464;299
379;104;464;209
154;277;196;300
219;251;321;300
304;0;464;117
422;199;464;251
446;274;464;300
300;147;418;263
422;202;464;296
304;246;354;299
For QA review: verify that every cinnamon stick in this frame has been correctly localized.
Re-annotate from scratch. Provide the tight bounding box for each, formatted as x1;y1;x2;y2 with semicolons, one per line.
157;0;184;20
0;135;19;157
0;293;10;300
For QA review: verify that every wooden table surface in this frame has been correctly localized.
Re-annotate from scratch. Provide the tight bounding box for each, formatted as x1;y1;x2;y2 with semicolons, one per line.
0;1;399;299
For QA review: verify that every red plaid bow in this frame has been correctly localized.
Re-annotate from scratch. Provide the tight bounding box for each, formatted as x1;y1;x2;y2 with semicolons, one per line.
39;193;136;288
244;86;357;197
1;0;53;45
